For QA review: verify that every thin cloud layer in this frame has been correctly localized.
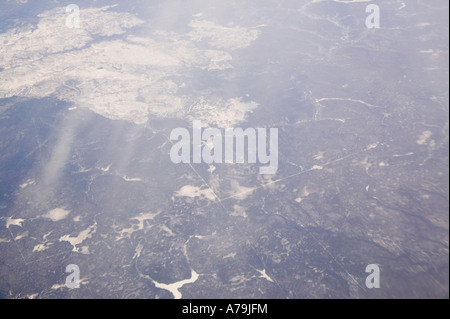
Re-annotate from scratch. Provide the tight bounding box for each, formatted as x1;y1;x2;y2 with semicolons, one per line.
0;5;261;127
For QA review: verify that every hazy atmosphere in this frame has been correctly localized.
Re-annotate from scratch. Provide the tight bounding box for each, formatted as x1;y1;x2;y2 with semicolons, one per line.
0;0;448;299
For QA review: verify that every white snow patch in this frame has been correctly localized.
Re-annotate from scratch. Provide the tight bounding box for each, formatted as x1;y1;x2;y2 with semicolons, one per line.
116;212;159;240
188;20;260;50
122;176;143;182
417;131;433;145
33;242;52;252
59;223;97;253
100;164;112;172
257;269;274;283
133;242;144;260
229;180;254;201
6;217;25;228
230;205;248;218
51;283;66;290
160;225;175;236
153;270;199;300
43;208;71;222
295;186;311;203
313;152;324;160
367;142;380;150
224;252;237;259
15;231;28;241
208;165;216;173
175;185;216;201
19;179;35;189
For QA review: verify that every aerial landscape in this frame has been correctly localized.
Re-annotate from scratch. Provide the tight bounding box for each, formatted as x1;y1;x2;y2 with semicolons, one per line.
0;0;448;299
